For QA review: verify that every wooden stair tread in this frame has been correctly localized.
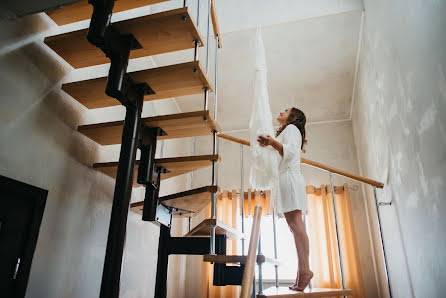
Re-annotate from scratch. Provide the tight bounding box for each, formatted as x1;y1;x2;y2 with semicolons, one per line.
78;110;220;145
44;8;203;68
160;185;218;213
130;201;193;218
63;61;212;109
94;154;220;186
203;255;280;266
184;219;247;240
257;287;353;298
46;0;168;26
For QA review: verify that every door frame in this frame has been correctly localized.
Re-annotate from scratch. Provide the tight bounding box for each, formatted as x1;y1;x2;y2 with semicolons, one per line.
0;175;48;297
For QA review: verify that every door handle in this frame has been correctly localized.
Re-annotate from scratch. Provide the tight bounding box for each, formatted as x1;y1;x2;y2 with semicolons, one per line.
13;257;20;279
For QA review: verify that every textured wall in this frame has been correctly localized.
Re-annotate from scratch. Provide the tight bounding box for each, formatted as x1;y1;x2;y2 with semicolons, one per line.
0;12;189;298
352;0;446;297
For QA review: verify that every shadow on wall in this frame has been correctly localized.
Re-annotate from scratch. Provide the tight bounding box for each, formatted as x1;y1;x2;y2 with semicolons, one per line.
0;41;99;166
0;13;53;55
0;42;68;125
0;14;125;296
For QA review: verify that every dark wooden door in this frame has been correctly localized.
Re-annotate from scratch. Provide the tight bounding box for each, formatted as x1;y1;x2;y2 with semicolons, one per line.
0;175;47;298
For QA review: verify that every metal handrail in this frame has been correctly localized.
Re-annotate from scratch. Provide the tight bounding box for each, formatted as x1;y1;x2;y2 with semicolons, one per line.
240;144;246;255
329;173;346;297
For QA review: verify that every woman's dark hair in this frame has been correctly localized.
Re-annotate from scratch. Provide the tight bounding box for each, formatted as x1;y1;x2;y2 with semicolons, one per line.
276;107;307;152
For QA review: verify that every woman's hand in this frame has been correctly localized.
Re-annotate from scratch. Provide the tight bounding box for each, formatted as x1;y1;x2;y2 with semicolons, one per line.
258;135;284;156
257;135;275;147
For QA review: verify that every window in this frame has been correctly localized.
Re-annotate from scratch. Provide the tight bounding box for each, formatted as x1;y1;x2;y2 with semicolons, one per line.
242;216;299;281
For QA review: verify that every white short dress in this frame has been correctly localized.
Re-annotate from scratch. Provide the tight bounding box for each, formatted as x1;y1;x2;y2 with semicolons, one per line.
276;124;308;217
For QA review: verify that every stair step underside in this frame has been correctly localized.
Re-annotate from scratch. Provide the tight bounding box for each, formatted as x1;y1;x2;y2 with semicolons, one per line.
130;201;193;218
78;110;220;146
63;61;212;109
159;185;219;213
257;287;353;298
94;154;220;186
46;0;168;26
130;185;218;215
44;8;203;68
203;255;280;266
184;219;247;240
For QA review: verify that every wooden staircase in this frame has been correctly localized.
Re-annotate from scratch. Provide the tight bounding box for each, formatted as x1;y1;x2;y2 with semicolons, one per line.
94;154;220;186
45;7;203;68
63;61;212;109
44;1;228;297
43;1;353;297
159;185;218;213
78;110;219;145
185;218;247;240
46;0;169;25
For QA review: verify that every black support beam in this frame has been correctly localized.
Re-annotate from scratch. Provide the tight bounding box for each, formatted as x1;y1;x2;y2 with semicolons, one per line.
100;89;144;298
169;237;211;255
86;1;156;298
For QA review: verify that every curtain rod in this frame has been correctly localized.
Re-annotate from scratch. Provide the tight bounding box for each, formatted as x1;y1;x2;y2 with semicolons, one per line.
220;185;358;196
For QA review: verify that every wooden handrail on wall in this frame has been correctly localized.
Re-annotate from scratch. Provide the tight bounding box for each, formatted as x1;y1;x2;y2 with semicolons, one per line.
217;133;384;188
240;205;262;298
210;0;222;48
218;133;250;146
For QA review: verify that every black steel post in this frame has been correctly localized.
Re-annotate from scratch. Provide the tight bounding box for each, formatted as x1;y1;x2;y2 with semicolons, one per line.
169;237;211;255
213;235;227;286
99;91;144;298
137;127;159;185
221;265;245;285
155;224;171;298
86;1;157;298
141;170;161;221
87;0;116;48
137;127;166;222
105;34;132;101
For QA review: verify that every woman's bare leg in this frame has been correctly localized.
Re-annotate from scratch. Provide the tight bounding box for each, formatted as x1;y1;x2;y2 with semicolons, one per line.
284;210;313;291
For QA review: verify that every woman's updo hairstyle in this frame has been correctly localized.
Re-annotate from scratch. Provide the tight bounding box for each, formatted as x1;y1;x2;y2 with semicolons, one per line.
275;107;307;152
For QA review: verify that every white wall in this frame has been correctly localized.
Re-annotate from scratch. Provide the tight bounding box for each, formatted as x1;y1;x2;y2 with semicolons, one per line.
352;0;446;297
0;11;190;298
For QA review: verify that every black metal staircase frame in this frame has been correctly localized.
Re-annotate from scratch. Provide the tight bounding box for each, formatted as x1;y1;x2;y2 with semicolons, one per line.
213;234;245;286
85;1;233;297
85;1;172;297
155;230;244;298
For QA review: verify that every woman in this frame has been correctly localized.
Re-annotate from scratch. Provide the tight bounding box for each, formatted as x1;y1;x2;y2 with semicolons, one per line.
257;107;313;291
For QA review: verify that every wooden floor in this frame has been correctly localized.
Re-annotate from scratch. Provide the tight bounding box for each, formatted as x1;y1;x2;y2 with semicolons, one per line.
44;8;203;68
257;287;353;298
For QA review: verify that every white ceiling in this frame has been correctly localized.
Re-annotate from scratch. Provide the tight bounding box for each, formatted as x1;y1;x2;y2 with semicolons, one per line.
53;0;364;131
212;0;363;34
152;0;363;131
